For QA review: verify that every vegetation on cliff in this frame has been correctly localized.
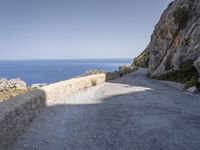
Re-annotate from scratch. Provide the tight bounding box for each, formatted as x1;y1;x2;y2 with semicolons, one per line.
152;60;199;89
173;7;189;29
119;65;138;74
133;51;150;68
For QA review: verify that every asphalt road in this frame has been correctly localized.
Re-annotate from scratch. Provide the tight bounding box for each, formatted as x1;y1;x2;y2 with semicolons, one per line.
10;69;200;150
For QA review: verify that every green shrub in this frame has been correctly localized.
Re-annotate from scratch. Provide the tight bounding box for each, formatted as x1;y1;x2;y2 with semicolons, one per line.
119;65;130;74
152;60;199;89
91;79;97;86
119;65;138;75
77;69;105;78
185;76;197;89
173;7;189;29
85;69;105;76
134;51;150;68
143;52;150;67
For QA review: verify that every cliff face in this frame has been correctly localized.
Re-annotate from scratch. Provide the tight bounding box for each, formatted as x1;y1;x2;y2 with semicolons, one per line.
134;0;200;77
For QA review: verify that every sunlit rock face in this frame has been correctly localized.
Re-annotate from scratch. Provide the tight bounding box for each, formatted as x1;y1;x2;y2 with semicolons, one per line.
133;0;200;77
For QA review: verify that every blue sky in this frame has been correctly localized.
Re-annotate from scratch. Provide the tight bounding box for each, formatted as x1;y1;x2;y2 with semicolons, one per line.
0;0;171;60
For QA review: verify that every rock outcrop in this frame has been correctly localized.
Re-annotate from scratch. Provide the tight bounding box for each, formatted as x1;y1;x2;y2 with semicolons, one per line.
0;78;27;92
133;0;200;77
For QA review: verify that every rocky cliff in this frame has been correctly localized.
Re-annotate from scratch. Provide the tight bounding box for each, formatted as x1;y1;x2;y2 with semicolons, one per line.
133;0;200;89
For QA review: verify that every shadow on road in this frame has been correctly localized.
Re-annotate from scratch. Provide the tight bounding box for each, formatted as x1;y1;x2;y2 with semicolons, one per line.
8;71;200;150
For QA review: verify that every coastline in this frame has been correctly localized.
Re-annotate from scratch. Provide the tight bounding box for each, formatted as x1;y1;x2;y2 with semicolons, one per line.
0;58;132;86
0;65;137;101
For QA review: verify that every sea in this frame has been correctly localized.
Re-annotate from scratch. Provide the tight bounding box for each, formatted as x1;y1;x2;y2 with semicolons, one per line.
0;59;132;85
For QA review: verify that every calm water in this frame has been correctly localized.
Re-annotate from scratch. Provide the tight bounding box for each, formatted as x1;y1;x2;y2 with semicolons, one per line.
0;59;131;85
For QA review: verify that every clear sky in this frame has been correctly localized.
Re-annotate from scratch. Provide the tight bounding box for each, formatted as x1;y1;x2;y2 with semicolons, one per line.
0;0;171;60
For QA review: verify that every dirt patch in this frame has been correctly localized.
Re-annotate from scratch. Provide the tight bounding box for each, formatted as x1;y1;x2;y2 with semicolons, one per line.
0;88;33;101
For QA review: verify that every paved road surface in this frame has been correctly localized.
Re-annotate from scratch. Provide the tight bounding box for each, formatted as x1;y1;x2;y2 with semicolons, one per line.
10;69;200;150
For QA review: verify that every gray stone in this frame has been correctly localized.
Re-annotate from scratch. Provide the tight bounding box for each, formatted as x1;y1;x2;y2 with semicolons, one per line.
11;79;27;90
0;78;7;84
0;84;5;92
186;86;198;93
0;78;27;92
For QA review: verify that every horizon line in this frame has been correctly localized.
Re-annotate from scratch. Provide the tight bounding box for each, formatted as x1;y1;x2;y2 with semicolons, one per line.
0;58;133;61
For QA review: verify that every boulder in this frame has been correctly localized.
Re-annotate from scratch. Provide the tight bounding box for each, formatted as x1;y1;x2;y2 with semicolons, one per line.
0;79;8;92
186;86;198;93
0;84;5;92
12;79;27;90
0;78;27;92
0;78;7;83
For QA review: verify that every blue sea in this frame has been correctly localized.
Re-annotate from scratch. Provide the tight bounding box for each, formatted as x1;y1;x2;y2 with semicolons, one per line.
0;59;132;85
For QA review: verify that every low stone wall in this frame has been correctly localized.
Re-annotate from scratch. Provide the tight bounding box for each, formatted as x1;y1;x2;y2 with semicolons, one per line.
0;90;45;150
41;73;106;104
0;73;106;149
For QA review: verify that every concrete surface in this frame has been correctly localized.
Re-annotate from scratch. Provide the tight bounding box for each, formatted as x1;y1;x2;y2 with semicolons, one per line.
0;73;107;150
9;69;200;150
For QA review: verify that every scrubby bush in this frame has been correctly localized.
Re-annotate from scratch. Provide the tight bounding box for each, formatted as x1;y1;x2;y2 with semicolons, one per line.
119;65;138;75
85;69;105;76
185;76;197;89
91;79;97;86
134;52;150;68
119;65;129;74
77;69;105;78
152;60;199;89
173;7;189;29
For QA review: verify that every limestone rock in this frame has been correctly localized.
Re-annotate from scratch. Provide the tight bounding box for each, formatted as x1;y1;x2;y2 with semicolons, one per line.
0;78;27;92
12;79;27;90
186;86;198;93
134;0;200;77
